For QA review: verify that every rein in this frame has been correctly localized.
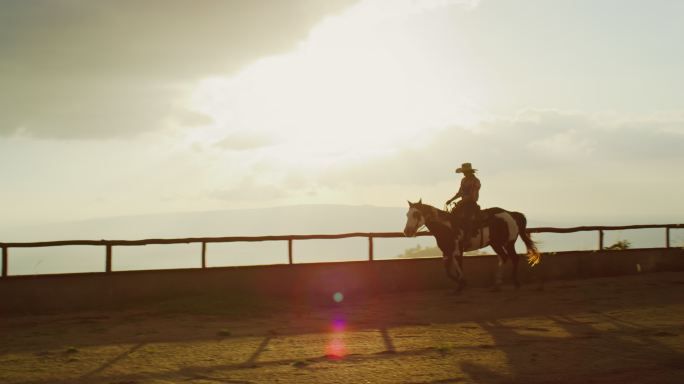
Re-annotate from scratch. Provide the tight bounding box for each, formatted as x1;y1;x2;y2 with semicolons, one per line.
418;204;458;236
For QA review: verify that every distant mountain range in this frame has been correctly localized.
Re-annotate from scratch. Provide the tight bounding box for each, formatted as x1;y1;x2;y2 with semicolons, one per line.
1;205;426;275
2;204;413;241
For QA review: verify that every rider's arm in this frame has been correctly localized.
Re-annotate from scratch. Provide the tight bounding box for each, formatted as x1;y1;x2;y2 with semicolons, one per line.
453;180;466;200
447;184;464;204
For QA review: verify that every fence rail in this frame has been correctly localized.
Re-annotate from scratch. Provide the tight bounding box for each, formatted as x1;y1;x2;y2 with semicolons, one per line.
1;224;682;278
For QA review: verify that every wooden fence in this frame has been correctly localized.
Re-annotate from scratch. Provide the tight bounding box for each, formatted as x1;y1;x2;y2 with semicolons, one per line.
0;224;682;278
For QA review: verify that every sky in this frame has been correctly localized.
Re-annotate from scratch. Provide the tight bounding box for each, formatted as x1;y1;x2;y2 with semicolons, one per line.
1;0;683;230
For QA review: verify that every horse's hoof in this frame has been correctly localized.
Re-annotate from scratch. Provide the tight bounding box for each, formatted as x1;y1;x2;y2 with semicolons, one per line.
457;282;467;292
489;285;502;292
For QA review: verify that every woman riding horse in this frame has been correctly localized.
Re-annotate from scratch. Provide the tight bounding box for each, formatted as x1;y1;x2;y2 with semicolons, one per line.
446;162;481;243
403;199;540;291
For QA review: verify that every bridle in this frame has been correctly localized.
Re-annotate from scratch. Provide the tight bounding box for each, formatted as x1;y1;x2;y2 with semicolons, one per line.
416;203;463;239
414;204;440;233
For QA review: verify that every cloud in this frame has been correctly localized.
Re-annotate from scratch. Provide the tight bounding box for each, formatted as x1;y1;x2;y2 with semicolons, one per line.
0;0;359;78
214;133;275;151
182;108;684;211
0;78;186;139
183;0;484;164
266;108;682;221
0;0;357;138
209;182;291;202
314;109;684;187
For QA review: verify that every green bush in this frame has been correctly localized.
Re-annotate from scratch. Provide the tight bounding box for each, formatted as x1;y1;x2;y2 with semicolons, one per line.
606;239;631;250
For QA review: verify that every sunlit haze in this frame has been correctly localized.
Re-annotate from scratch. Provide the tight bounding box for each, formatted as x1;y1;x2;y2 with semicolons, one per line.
1;0;683;230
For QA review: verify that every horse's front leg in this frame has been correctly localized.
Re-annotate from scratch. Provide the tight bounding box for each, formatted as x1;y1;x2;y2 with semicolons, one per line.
506;243;521;290
442;256;459;284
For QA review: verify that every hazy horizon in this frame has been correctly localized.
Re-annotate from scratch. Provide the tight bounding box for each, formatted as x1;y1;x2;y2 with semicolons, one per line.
2;202;681;240
2;203;680;276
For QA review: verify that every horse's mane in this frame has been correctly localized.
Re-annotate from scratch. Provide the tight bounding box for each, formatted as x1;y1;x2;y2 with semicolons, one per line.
414;202;453;224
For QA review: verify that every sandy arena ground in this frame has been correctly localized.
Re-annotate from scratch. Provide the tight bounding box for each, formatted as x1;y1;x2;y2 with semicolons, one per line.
1;271;683;384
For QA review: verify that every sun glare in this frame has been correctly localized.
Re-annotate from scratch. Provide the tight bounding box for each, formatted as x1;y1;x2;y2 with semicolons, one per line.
184;0;483;168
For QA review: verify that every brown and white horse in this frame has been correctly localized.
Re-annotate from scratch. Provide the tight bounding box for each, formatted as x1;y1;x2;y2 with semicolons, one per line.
403;199;540;291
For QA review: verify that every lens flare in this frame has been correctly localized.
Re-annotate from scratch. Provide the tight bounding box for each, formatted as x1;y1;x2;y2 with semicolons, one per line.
326;315;348;359
333;292;344;303
325;338;347;359
332;317;346;332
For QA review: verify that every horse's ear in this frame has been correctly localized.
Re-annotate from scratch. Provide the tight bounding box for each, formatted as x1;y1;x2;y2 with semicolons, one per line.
407;200;414;207
418;198;422;205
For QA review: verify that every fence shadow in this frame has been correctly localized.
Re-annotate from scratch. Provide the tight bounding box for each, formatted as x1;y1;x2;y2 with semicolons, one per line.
4;272;684;384
459;313;684;383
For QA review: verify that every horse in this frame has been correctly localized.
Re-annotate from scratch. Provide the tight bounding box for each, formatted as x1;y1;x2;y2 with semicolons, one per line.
403;199;541;291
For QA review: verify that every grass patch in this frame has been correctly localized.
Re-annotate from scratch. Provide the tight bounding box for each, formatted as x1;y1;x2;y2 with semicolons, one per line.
435;343;453;354
292;360;310;368
216;329;232;337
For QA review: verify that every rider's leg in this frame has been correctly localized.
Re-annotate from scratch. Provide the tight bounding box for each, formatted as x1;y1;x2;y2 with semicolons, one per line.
450;200;464;232
461;202;475;239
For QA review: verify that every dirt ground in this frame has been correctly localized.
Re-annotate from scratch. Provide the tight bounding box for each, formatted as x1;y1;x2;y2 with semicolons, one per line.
1;271;683;384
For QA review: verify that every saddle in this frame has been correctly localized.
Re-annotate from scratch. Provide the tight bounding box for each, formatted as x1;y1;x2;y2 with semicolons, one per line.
449;205;488;228
453;208;498;249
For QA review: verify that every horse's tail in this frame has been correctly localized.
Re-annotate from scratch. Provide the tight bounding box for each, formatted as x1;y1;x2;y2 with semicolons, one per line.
511;211;541;266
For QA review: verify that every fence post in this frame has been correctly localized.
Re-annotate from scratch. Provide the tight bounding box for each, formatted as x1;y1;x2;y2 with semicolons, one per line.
666;227;671;249
1;246;7;278
288;239;293;264
201;242;207;268
105;245;112;273
599;230;604;250
368;236;374;261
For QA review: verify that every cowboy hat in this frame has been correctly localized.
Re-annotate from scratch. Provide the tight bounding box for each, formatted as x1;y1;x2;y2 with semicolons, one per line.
455;162;477;173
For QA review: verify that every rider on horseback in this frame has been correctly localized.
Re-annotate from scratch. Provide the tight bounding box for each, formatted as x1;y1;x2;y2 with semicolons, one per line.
446;162;481;240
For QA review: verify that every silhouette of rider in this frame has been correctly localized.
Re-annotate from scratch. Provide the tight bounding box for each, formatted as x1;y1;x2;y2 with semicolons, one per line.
446;163;481;241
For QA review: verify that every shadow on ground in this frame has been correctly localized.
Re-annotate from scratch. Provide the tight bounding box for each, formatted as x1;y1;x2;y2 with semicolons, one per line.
2;272;684;383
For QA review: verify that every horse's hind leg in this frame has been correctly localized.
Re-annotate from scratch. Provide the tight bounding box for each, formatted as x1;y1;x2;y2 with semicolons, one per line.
490;244;508;291
506;243;521;289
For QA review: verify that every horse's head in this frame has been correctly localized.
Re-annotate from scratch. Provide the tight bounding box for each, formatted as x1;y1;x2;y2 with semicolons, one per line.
403;199;425;237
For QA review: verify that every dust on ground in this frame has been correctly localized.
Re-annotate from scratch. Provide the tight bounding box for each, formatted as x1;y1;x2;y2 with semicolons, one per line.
1;271;683;384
